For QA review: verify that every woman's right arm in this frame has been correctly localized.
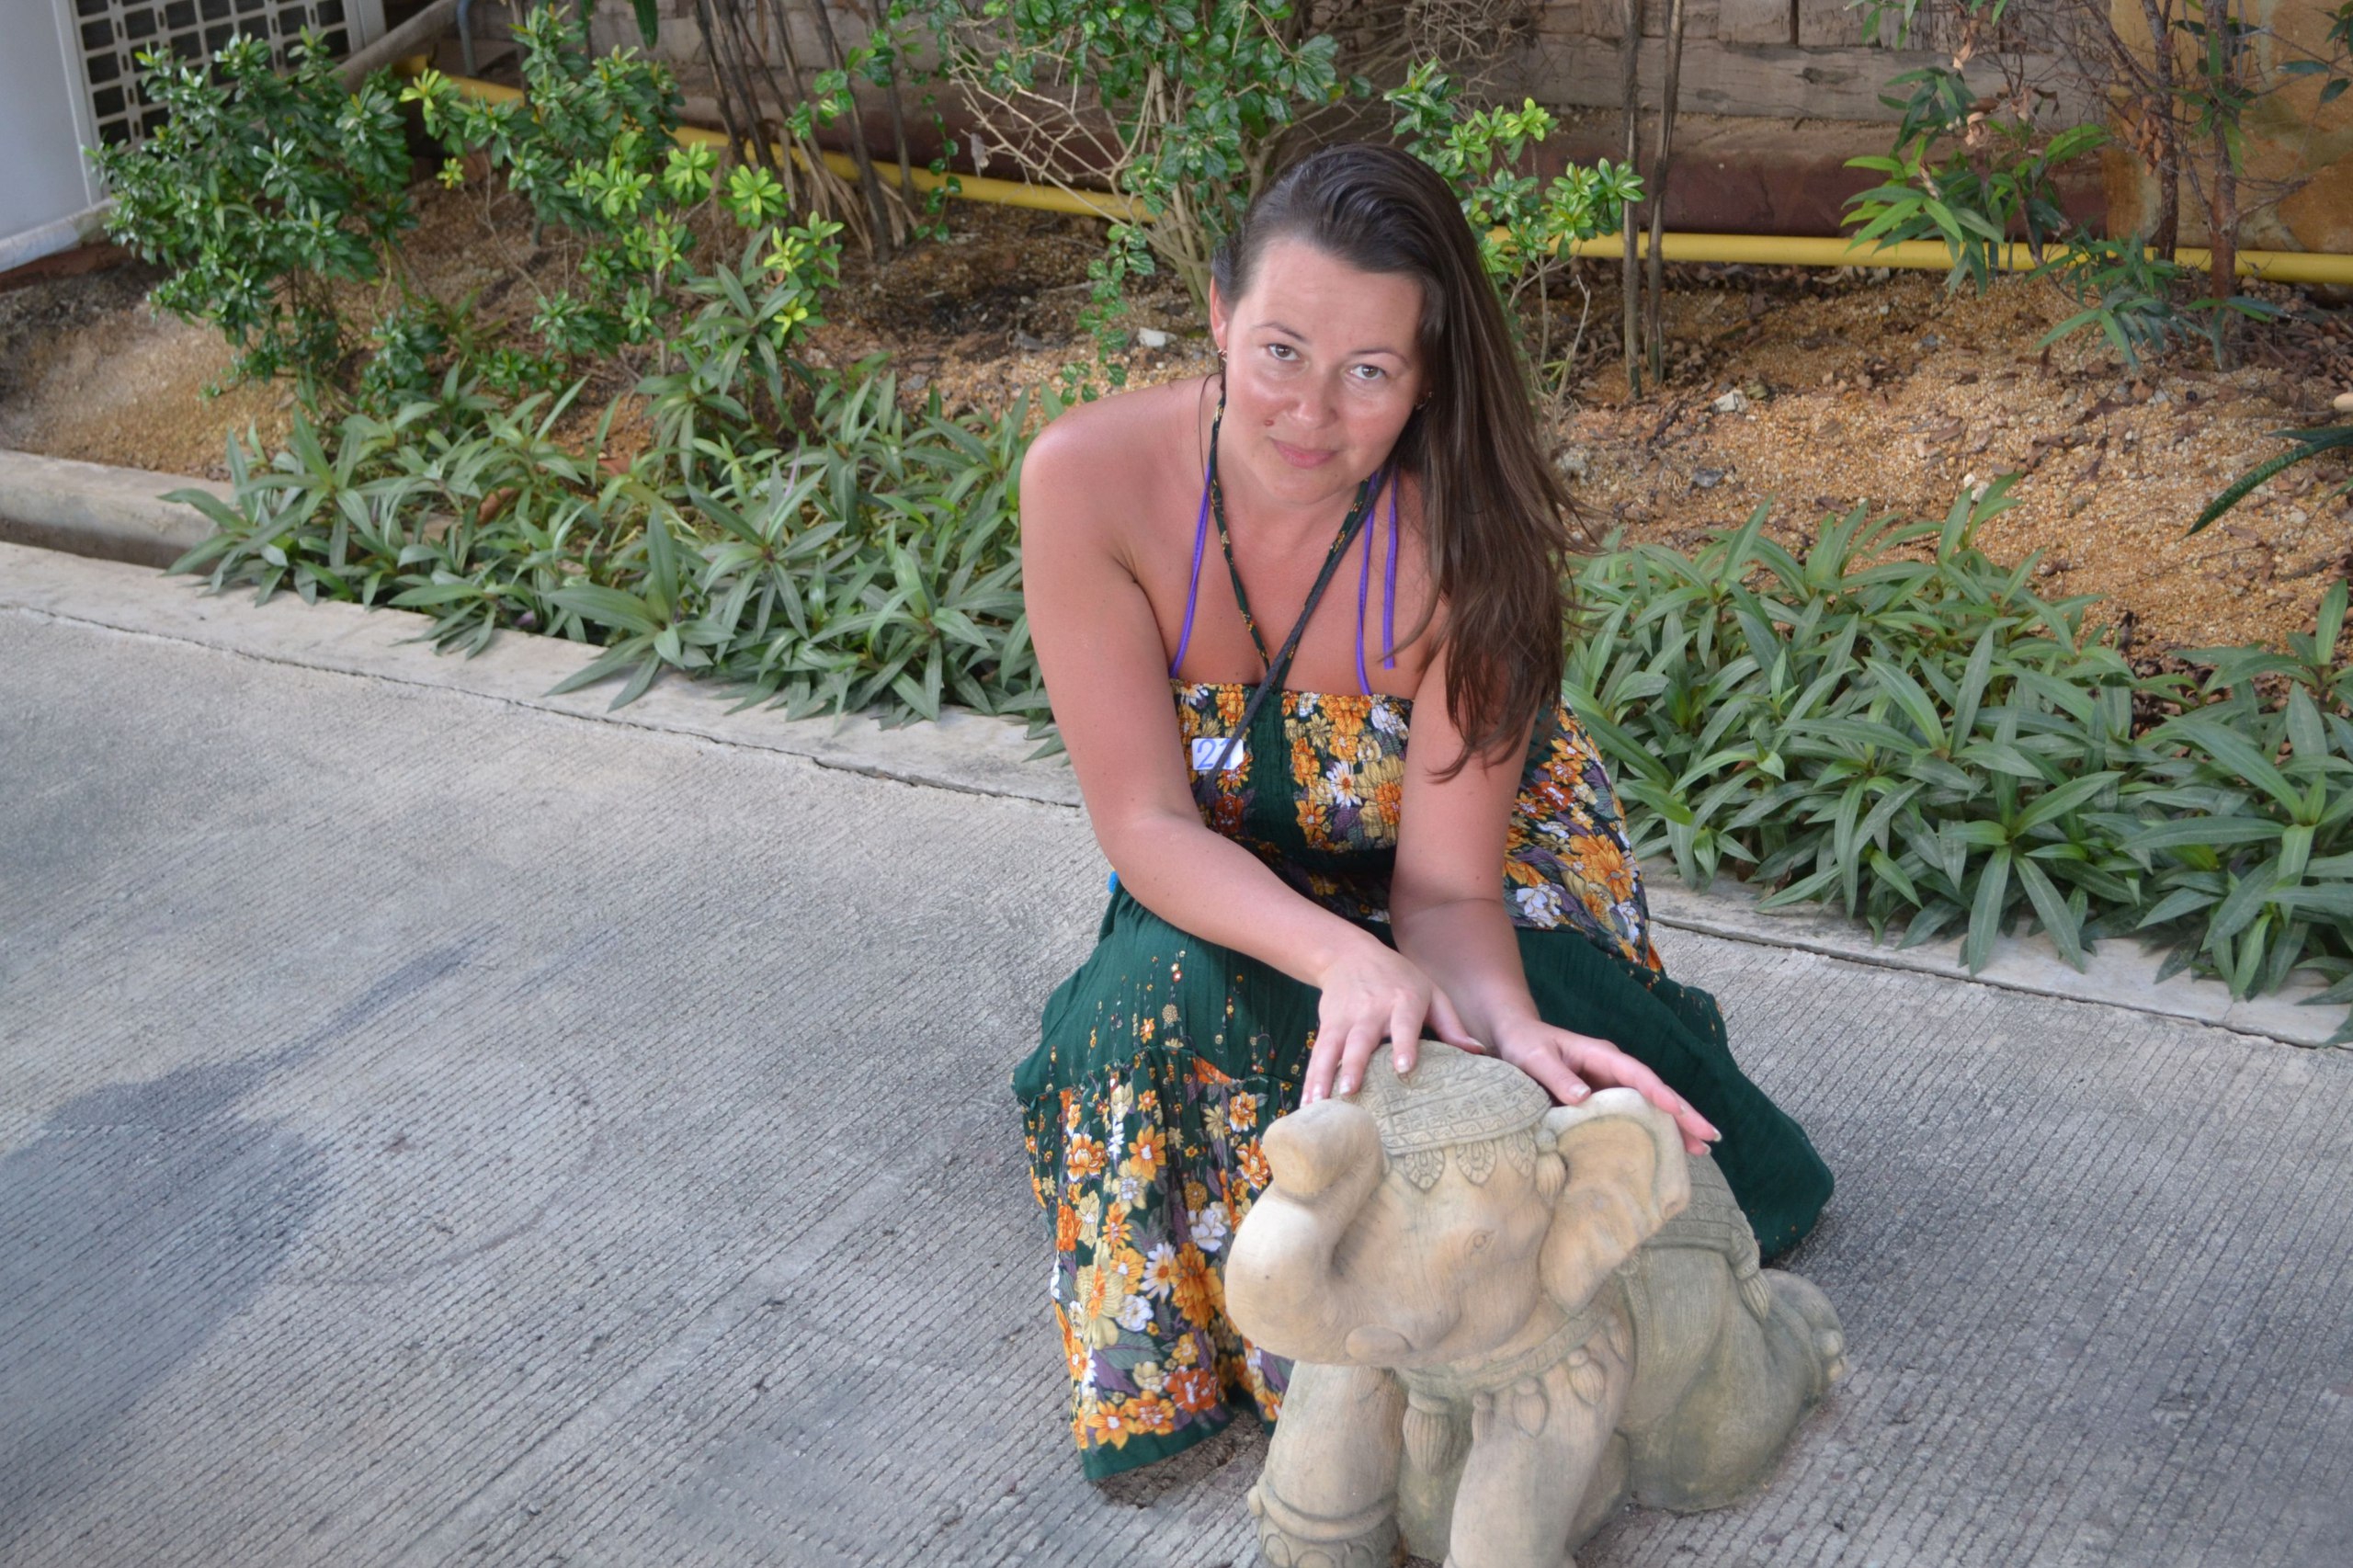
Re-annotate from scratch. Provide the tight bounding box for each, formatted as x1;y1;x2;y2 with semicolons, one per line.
1021;414;1470;1070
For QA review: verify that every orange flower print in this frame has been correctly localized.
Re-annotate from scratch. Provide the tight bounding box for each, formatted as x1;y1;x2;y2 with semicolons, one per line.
1171;1244;1222;1326
1100;1202;1136;1257
1168;1365;1222;1414
1079;1400;1134;1449
1226;1093;1258;1132
1055;1202;1080;1252
1124;1391;1179;1435
1122;1124;1166;1183
1066;1132;1107;1178
1236;1139;1273;1193
1072;1263;1121;1349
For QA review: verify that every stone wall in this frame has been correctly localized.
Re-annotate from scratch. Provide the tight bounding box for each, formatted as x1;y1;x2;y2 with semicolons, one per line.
547;0;2348;250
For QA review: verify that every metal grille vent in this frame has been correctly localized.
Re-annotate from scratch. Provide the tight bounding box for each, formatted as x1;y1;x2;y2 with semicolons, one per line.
70;0;383;148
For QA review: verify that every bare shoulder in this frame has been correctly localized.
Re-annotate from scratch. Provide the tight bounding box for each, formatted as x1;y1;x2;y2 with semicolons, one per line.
1020;376;1211;545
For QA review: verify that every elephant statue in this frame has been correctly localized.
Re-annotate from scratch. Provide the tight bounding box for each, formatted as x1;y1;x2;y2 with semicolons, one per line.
1224;1041;1844;1568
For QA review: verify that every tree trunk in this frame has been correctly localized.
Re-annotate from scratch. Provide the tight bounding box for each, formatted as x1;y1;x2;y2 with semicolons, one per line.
1620;0;1644;398
804;0;897;256
2210;116;2237;368
2207;0;2239;366
2134;0;2181;257
1645;0;1688;387
883;53;915;207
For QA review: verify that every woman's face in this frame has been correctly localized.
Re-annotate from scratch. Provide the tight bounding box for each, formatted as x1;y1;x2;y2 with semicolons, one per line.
1209;237;1427;513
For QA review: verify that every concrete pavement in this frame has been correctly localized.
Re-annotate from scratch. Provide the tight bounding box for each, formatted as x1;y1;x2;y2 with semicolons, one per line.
4;543;2351;1567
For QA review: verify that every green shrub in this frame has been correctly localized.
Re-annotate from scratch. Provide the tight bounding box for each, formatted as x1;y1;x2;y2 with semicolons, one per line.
95;31;415;400
1568;487;2353;1015
1385;60;1641;403
913;0;1353;390
402;5;847;408
169;362;1045;725
102;6;842;420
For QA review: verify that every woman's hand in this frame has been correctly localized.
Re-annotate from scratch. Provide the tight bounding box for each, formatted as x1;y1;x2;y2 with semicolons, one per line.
1490;1017;1722;1157
1303;938;1483;1104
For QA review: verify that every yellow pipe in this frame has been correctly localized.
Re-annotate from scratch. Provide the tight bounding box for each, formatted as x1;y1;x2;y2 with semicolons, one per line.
1559;230;2353;287
395;61;1148;222
400;62;2353;284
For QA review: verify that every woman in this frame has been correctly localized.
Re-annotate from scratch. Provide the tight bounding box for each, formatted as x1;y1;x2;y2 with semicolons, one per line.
1013;144;1832;1480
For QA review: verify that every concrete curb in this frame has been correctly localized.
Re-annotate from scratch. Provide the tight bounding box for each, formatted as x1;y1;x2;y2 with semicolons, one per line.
0;540;1079;810
1641;871;2342;1047
2;460;2345;1049
0;449;223;569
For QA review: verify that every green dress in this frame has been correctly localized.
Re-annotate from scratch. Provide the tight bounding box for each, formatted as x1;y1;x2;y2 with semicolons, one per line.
1012;679;1836;1479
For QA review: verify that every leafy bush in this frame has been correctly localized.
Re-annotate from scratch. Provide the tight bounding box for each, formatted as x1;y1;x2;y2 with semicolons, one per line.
1843;0;2352;369
1567;488;2353;1013
172;363;1045;724
402;5;846;405
1385;60;1642;404
914;0;1353;387
101;6;842;420
95;31;415;399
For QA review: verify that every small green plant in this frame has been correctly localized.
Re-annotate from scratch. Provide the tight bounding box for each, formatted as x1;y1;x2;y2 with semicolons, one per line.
2189;425;2353;535
94;31;415;400
1385;60;1642;404
1568;486;2353;1015
1842;66;2106;294
2028;232;2274;369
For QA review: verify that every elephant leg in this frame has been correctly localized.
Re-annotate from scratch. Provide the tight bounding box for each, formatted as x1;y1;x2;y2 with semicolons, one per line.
1770;1268;1847;1396
1630;1268;1843;1512
1249;1361;1404;1568
1445;1346;1631;1568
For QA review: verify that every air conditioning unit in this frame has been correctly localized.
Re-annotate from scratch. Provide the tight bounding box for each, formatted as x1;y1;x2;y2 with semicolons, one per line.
3;0;386;272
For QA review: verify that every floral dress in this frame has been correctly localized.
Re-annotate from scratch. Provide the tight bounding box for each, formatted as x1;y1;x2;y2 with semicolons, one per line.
1011;678;1836;1480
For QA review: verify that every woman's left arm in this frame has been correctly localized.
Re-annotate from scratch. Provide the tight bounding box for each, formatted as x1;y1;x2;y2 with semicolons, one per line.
1387;645;1720;1157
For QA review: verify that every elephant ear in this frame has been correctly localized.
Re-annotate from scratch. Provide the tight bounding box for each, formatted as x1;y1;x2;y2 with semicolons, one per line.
1537;1087;1692;1310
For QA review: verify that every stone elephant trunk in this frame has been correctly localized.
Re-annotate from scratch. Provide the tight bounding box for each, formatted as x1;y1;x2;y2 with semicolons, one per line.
1222;1093;1394;1365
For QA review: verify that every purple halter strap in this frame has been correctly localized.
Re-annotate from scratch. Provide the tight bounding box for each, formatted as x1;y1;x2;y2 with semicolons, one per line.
1171;459;1401;696
1351;470;1402;696
1167;472;1213;677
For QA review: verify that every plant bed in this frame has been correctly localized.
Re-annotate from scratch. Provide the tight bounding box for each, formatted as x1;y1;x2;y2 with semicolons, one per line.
5;181;2347;657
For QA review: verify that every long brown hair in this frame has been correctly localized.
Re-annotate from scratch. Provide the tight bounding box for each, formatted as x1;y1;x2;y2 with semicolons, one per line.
1212;142;1571;775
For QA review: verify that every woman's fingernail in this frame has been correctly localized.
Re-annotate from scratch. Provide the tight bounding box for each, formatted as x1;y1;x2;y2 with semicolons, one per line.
1566;1084;1588;1100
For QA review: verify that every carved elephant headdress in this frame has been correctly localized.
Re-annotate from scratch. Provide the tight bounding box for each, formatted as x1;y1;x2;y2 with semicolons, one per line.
1248;1043;1694;1332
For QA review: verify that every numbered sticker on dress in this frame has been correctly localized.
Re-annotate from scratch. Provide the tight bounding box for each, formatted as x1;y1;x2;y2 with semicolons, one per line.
1190;736;1247;775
